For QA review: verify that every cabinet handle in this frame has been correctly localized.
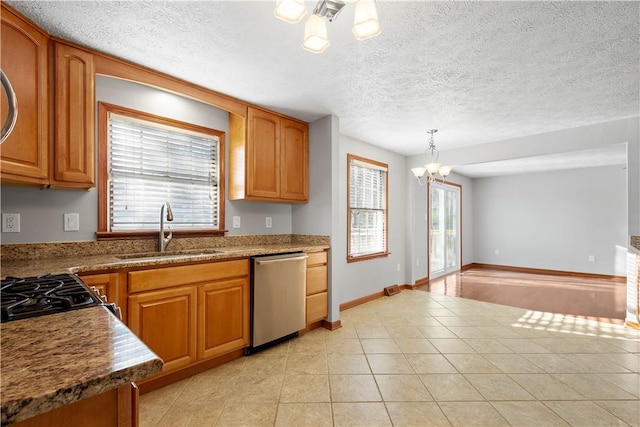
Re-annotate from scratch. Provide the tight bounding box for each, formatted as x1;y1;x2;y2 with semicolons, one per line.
255;255;308;265
0;70;18;144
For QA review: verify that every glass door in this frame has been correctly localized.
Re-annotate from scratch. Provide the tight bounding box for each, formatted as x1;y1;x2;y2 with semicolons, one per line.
429;182;461;279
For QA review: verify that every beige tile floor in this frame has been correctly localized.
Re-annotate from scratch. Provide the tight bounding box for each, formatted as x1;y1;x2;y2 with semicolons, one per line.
140;290;640;426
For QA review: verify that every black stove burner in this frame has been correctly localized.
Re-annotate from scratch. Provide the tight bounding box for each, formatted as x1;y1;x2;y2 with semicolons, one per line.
1;273;103;322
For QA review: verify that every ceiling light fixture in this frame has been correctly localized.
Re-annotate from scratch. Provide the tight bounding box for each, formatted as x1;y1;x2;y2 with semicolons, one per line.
411;130;453;185
274;0;381;53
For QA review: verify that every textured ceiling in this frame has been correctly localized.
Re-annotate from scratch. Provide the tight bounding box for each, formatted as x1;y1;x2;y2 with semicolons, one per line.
6;0;639;160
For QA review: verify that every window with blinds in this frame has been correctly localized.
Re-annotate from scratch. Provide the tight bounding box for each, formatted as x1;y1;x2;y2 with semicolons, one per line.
101;103;224;233
347;154;389;261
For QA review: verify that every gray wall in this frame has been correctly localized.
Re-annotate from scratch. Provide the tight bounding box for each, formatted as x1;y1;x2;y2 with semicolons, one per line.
332;135;408;305
0;76;294;243
292;115;333;236
473;165;627;276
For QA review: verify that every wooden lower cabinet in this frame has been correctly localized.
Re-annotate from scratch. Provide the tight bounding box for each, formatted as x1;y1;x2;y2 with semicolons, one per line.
12;383;138;427
127;260;250;377
306;251;328;324
128;286;197;373
198;277;250;359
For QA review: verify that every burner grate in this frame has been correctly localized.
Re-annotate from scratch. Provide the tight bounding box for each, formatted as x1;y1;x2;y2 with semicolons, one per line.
0;273;103;322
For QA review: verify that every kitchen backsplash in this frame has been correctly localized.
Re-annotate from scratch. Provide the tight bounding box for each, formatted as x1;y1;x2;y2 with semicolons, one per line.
0;234;330;261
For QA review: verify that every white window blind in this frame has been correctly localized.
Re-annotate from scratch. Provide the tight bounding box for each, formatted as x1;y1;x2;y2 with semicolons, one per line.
349;156;388;258
108;112;220;231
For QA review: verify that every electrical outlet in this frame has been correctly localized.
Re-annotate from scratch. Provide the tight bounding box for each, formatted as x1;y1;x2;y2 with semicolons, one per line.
588;255;595;262
396;263;401;272
266;217;272;228
494;249;500;255
416;259;420;267
64;213;80;232
2;213;20;233
232;216;241;228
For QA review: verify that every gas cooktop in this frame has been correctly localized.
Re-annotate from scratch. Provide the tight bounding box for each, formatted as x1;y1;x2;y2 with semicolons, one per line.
0;273;104;323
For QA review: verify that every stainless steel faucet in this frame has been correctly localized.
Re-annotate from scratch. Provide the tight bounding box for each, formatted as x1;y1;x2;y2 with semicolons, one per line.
159;202;174;252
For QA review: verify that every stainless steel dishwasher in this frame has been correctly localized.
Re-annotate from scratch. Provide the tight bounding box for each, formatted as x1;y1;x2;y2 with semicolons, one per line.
246;252;307;354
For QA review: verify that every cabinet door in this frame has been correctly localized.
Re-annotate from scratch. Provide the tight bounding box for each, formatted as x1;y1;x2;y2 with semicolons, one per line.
280;118;308;201
198;277;250;359
0;7;49;184
246;108;280;199
307;264;328;295
128;286;197;373
306;292;328;324
53;43;95;187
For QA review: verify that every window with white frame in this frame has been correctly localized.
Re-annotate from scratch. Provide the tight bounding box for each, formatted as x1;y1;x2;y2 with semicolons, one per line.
97;102;225;237
347;154;389;262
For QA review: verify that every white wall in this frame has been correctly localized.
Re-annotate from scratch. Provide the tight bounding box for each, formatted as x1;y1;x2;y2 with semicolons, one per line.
473;165;627;276
0;76;294;243
332;135;408;305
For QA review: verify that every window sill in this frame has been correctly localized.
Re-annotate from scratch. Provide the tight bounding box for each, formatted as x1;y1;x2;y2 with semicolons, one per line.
347;252;390;263
96;229;227;241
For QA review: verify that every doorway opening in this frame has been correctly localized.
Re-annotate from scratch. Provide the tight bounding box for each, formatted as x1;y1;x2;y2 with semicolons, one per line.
428;182;461;280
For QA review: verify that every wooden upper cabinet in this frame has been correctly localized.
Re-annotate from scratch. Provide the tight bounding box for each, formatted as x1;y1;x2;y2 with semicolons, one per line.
281;118;309;201
0;6;49;185
0;4;96;189
52;42;95;188
229;106;308;203
246;108;281;199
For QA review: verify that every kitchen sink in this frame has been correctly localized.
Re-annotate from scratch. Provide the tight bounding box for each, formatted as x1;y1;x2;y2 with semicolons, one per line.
117;248;224;260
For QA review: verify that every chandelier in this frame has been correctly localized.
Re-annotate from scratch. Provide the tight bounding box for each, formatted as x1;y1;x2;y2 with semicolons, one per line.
274;0;381;53
411;130;453;184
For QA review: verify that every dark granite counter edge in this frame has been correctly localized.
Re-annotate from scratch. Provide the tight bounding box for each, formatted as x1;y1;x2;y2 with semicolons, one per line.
2;358;163;425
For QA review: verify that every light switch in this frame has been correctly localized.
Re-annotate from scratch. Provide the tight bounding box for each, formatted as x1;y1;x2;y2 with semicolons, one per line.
232;216;241;228
266;217;272;228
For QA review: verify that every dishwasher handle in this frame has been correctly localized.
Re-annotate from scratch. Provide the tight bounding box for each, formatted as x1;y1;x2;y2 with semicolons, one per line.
254;254;308;265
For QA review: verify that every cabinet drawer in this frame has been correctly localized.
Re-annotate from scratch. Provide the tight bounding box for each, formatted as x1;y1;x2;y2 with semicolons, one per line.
307;251;327;266
306;292;328;324
306;265;327;295
128;259;249;293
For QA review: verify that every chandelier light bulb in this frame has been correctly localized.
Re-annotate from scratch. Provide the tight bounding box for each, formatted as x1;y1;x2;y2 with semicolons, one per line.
274;0;308;24
352;0;382;40
303;14;331;53
411;167;427;179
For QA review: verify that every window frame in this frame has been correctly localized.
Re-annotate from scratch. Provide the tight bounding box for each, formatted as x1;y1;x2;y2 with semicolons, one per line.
96;102;226;240
347;153;389;263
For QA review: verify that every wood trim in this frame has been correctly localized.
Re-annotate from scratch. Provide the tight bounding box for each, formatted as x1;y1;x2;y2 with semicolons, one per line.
624;320;640;330
321;319;342;330
346;153;389;263
340;283;414;311
137;349;244;394
97;102;226;236
96;229;227;241
91;48;247;117
340;290;386;311
414;276;429;287
468;263;626;283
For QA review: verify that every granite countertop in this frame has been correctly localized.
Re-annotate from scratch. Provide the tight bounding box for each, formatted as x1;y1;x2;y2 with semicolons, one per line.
1;306;163;425
0;238;329;424
1;243;330;278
